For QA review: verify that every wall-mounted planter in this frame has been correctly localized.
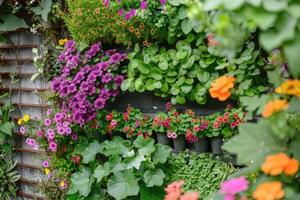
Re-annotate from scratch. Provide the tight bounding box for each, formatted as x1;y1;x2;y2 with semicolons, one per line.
156;132;171;146
173;135;186;153
189;137;209;153
211;136;223;155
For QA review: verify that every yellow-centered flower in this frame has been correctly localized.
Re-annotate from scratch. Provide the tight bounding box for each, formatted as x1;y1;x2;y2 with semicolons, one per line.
44;168;50;175
17;118;23;125
23;114;30;122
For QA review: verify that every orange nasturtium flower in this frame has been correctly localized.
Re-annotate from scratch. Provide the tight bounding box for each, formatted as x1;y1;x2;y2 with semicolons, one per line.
275;79;300;98
261;153;299;176
253;181;284;200
262;100;288;118
209;75;235;101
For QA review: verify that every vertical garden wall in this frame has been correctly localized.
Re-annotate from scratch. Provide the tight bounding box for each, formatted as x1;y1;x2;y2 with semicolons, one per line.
1;0;300;200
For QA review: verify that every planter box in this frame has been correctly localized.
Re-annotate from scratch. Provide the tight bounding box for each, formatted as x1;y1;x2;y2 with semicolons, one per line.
211;136;223;155
173;135;186;153
189;137;209;153
156;133;171;146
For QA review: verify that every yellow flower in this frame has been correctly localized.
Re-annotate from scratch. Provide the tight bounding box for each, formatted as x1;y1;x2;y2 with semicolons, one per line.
17;118;23;125
58;38;68;46
44;168;50;175
59;181;65;187
275;79;300;98
22;114;30;122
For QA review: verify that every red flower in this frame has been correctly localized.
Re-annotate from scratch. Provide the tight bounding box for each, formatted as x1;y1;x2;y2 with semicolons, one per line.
234;113;239;119
123;113;129;121
217;116;223;122
193;126;200;132
213;122;220;129
222;117;229;123
106;113;114;121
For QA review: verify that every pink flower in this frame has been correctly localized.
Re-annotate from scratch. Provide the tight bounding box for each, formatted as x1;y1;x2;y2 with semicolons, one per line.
180;192;199;200
49;142;57;152
129;8;136;17
140;1;147;10
171;132;177;139
125;12;131;20
37;130;43;137
71;133;78;141
47;109;52;115
167;131;173;138
165;180;184;193
33;144;39;150
220;176;248;197
57;126;65;135
20;126;26;134
165;190;181;200
160;0;167;5
118;8;124;16
44;119;52;126
43;160;49;168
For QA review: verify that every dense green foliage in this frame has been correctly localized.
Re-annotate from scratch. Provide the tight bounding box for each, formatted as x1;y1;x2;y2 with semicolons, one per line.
165;153;235;199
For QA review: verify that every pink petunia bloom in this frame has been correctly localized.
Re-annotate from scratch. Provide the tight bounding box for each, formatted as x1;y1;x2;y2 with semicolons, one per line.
140;1;147;10
118;8;124;16
179;192;199;200
20;126;26;134
43;160;49;168
220;176;248;196
44;119;52;126
47;109;52;116
125;12;131;20
160;0;167;5
165;190;181;200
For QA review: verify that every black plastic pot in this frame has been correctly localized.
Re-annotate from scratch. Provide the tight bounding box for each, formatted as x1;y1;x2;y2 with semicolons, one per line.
189;137;209;153
173;135;186;153
211;136;224;154
156;133;171;146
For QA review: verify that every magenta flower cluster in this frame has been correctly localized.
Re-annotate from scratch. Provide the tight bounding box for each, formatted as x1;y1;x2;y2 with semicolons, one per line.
23;109;77;153
51;40;126;125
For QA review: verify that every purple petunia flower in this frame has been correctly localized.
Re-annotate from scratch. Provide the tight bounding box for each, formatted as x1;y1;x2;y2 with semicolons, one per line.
33;144;39;150
44;119;52;126
43;160;49;168
114;75;124;86
94;97;106;109
71;134;78;141
130;8;136;17
20;126;26;134
141;1;147;10
47;109;52;116
57;126;65;135
103;0;110;8
160;0;166;5
85;42;101;59
54;113;63;122
125;12;131;20
49;142;57;152
37;130;43;137
101;73;112;83
118;8;124;16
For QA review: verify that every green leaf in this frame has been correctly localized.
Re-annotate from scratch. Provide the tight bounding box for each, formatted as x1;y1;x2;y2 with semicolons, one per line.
140;185;165;200
135;78;144;92
81;140;103;164
0;14;28;31
103;137;130;157
0;122;13;136
283;33;300;78
240;95;269;115
287;97;300;113
262;0;288;12
121;79;132;91
223;120;286;168
152;144;171;164
31;0;52;21
133;136;156;156
197;72;210;83
159;61;168;70
289;134;300;163
223;0;245;10
93;162;110;183
107;170;139;200
145;79;156;91
178;7;187;19
181;19;192;34
143;169;166;187
180;85;193;94
176;95;186;104
125;154;146;170
68;167;93;197
242;7;277;30
260;14;297;51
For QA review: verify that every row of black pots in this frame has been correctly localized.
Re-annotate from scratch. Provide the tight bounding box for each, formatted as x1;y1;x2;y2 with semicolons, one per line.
156;133;224;154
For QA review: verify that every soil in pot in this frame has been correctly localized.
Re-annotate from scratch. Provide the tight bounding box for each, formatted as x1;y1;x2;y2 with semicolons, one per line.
211;136;224;154
173;135;186;153
189;137;209;153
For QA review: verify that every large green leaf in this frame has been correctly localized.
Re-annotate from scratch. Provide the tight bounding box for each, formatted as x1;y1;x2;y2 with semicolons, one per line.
143;169;166;187
68;167;94;197
81;140;103;164
262;0;288;12
93;162;110;183
103;137;131;156
140;185;165;200
289;133;300;161
0;15;28;31
133;136;156;156
107;170;139;200
31;0;52;21
240;95;269;115
223;120;286;168
283;33;300;78
125;154;146;170
0;122;14;136
152;144;172;164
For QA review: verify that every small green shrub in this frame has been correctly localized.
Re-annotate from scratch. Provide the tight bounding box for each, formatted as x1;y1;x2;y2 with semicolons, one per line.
164;152;235;199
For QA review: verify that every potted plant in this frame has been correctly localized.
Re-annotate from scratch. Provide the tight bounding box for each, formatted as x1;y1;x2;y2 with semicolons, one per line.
153;112;172;146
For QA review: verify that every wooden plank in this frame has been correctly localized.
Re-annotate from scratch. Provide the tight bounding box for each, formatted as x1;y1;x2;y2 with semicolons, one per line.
20;177;40;185
17;162;42;170
0;72;35;77
0;87;48;92
14;147;44;154
0;102;48;109
0;57;33;62
17;191;45;200
0;44;38;49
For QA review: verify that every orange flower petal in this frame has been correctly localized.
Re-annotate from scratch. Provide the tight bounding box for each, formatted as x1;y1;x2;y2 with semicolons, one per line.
283;158;299;176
